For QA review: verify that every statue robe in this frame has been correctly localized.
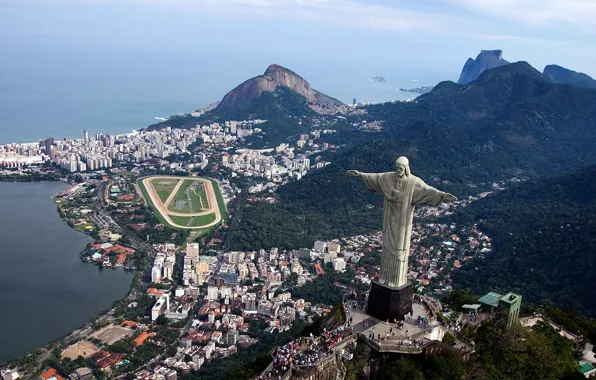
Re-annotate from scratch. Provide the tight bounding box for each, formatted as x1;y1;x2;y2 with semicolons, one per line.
360;172;447;288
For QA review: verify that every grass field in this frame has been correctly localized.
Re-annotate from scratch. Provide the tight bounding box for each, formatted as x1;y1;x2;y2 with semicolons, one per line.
138;176;226;235
137;179;170;226
167;180;193;212
170;213;216;227
209;178;228;222
76;224;94;232
150;178;180;203
116;170;136;177
167;179;209;213
190;181;209;211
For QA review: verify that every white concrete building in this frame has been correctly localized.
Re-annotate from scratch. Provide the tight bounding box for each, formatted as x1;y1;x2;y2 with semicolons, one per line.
187;243;199;259
327;242;341;255
333;258;346;272
314;241;327;253
151;294;170;321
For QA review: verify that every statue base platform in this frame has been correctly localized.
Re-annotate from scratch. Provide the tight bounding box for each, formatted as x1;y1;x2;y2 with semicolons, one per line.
367;281;413;322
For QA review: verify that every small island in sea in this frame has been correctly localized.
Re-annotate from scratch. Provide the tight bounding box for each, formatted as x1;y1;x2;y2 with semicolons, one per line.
370;75;388;84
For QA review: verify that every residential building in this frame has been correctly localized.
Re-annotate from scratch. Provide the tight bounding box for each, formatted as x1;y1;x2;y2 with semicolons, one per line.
313;241;327;253
327;242;341;254
151;294;170;321
226;330;239;346
333;258;346;272
187;243;199;259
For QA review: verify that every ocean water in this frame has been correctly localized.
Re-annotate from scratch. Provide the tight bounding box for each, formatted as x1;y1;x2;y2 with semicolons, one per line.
0;50;445;145
0;49;453;361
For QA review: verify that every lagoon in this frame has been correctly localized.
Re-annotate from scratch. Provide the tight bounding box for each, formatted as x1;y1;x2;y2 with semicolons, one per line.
0;181;133;362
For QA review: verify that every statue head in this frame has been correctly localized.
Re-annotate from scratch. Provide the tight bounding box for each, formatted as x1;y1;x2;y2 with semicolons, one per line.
394;156;410;177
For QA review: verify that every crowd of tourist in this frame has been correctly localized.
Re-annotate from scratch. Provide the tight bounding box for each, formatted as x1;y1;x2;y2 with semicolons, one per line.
263;326;347;378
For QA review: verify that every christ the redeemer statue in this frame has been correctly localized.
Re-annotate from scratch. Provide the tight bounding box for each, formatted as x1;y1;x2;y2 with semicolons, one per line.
348;156;456;320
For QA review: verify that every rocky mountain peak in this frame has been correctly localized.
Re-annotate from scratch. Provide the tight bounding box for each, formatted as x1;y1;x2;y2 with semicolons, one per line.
543;64;596;89
264;63;292;76
215;64;341;112
457;49;509;85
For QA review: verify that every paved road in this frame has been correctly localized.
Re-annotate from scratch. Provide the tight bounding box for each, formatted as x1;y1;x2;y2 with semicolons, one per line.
163;179;184;209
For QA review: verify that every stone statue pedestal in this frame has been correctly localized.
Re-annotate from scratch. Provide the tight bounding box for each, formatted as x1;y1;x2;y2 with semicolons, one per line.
367;281;413;322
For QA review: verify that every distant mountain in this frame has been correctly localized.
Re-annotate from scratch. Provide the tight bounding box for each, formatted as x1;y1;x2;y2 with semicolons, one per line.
399;86;434;94
457;50;509;85
230;61;596;250
543;64;596;90
451;165;596;316
215;64;342;112
147;64;344;147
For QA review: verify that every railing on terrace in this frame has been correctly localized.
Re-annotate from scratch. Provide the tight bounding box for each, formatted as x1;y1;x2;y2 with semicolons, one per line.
358;333;431;354
257;293;352;379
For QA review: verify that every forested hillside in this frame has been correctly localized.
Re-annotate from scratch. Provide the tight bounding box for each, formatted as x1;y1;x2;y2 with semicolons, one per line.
148;87;317;147
230;62;596;252
451;165;596;316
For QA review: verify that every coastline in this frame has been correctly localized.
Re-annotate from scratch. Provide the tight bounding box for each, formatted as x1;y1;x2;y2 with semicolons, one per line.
0;181;135;366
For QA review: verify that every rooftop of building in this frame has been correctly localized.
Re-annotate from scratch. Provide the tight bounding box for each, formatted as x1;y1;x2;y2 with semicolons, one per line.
478;292;502;307
500;292;522;305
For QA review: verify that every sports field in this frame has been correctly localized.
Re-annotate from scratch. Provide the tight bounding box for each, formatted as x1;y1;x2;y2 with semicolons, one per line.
150;178;181;203
137;176;224;230
166;180;209;213
61;340;100;360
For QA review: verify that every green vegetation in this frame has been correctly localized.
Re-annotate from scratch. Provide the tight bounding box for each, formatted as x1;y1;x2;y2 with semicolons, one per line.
290;268;356;306
376;352;465;380
0;168;62;182
193;213;216;225
208;178;228;222
191;182;209;210
442;332;456;346
117;343;163;373
230;62;596;252
225;63;596;321
355;315;584;380
442;290;480;311
137;179;171;226
116;170;137;178
544;308;596;343
108;338;135;354
139;177;224;237
149;87;319;148
169;215;190;226
181;321;308;380
167;180;209;213
229;140;409;250
166;179;193;211
170;213;216;228
471;320;581;380
150;178;180;203
75;223;95;232
451;165;596;316
207;86;316;126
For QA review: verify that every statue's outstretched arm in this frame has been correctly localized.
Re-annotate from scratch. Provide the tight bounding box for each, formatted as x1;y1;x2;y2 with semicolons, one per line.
442;192;457;202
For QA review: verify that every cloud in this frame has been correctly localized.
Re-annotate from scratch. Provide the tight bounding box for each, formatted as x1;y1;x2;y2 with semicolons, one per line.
469;33;573;46
449;0;596;31
15;0;594;38
195;0;439;32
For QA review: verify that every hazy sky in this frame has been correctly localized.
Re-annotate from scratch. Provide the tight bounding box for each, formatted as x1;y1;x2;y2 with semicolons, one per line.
1;0;595;84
